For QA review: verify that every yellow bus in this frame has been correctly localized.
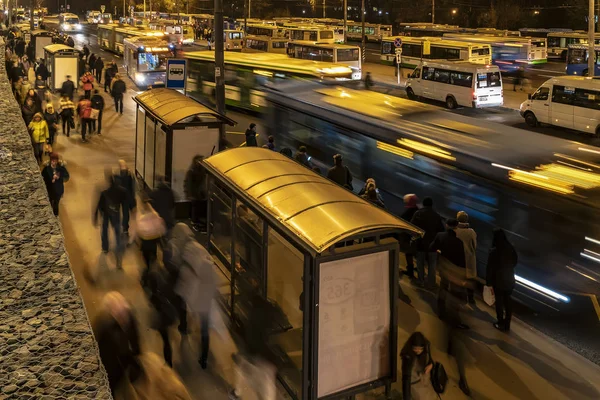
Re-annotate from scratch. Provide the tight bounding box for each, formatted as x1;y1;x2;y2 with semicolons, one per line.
244;35;288;54
98;24;164;54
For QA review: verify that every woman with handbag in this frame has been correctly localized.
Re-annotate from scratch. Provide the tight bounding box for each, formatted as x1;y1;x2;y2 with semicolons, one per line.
401;332;438;400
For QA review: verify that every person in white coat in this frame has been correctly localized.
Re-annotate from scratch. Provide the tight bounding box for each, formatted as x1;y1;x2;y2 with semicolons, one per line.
168;223;216;369
455;211;477;304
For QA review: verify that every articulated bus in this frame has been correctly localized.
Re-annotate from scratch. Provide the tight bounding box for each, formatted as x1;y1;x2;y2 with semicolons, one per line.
287;26;336;44
547;32;600;60
287;42;362;79
98;24;165;54
566;44;600;76
123;36;172;88
442;34;547;71
380;36;492;68
184;51;354;112
345;22;392;42
244;35;288;54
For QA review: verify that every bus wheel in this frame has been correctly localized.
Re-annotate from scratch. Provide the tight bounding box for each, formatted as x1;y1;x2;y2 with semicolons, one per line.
583;69;589;77
445;96;457;109
524;112;538;128
407;87;416;100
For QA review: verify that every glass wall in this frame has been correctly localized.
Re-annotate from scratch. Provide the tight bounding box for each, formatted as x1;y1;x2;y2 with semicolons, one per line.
210;182;233;276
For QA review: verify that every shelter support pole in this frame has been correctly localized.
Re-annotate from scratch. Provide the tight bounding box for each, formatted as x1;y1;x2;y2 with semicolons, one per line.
589;0;595;77
215;0;226;147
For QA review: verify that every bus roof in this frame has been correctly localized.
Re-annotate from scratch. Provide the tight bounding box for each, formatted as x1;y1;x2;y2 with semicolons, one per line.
245;34;287;41
419;60;500;72
384;36;490;48
443;34;542;45
288;42;360;50
548;31;600;38
184;51;353;77
542;76;600;90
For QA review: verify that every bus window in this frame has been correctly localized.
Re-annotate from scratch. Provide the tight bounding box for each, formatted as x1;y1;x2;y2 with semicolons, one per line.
272;41;287;49
568;48;587;64
308;32;317;41
552;85;575;105
382;42;392;54
422;66;435;80
476;72;501;88
229;32;242;39
138;53;168;72
410;68;421;79
531;87;549;101
472;47;490;56
430;46;460;59
337;49;359;62
403;43;422;58
450;72;473;87
320;31;333;39
434;69;450;84
574;88;600;110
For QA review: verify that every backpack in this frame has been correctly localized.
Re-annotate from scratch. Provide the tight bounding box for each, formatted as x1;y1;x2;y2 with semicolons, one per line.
430;361;448;394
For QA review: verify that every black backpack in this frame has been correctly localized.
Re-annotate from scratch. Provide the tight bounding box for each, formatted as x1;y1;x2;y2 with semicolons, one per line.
430;361;448;394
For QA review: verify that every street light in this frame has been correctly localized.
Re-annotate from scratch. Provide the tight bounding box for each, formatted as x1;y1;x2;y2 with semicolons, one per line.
451;9;457;15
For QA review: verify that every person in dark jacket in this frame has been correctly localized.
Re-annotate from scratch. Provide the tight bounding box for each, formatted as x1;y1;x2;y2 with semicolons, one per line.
113;160;136;235
91;89;105;134
361;183;385;209
94;56;104;83
88;53;97;75
184;155;207;232
36;60;49;81
327;153;353;190
266;135;275;150
21;98;37;127
41;153;69;216
294;145;312;168
486;228;518;332
25;88;42;113
10;61;25;85
94;168;127;263
245;123;258;147
401;194;420;278
146;263;178;366
82;44;90;58
111;73;126;114
401;332;435;400
44;104;59;146
61;75;75;100
358;178;385;204
150;176;176;231
66;36;75;47
411;197;445;288
105;61;117;92
14;38;25;58
93;291;141;395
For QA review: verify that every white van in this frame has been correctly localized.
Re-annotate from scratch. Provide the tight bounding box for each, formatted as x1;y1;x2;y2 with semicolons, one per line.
520;76;600;136
406;61;503;108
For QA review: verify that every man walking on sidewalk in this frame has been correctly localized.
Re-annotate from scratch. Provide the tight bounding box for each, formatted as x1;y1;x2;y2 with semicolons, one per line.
111;73;126;115
94;168;127;267
411;197;445;288
91;89;105;134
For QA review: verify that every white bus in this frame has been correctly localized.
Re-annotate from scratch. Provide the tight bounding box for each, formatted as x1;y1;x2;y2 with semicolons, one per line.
406;61;503;109
123;36;172;88
546;31;600;60
245;24;286;38
87;10;101;24
286;42;362;79
288;26;336;44
224;30;244;51
346;22;392;42
44;13;82;33
520;76;600;135
380;36;492;67
244;35;288;54
475;28;521;37
401;23;462;37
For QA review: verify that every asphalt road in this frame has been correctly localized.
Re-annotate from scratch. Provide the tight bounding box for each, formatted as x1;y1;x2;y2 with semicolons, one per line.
72;23;600;365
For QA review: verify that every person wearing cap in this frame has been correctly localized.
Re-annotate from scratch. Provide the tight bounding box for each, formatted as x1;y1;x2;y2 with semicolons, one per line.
401;194;420;279
410;197;445;288
245;123;258;147
327;153;354;190
29;112;49;164
61;74;75;100
41;153;70;216
455;211;477;304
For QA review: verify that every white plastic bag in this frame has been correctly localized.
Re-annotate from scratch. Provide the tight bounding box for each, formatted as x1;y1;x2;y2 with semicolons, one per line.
483;286;495;306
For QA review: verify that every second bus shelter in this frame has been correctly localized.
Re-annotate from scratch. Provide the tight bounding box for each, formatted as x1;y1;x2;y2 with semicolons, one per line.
202;147;423;400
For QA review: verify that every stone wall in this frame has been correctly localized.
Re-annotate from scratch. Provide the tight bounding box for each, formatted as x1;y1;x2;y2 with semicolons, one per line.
0;39;112;398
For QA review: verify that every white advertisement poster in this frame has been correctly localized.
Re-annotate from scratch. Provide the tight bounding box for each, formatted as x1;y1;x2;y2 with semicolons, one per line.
317;251;391;398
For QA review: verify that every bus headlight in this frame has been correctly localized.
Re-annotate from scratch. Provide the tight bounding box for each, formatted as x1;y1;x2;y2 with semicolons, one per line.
62;23;69;30
75;24;82;30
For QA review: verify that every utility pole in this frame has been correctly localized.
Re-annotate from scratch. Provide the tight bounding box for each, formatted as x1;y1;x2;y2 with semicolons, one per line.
243;0;247;35
215;0;226;145
431;0;435;24
343;0;347;43
322;0;325;18
7;0;10;27
248;0;251;19
361;0;365;66
589;0;595;77
123;0;125;21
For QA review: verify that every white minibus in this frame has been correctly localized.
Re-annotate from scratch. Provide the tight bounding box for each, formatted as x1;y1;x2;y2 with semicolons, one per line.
406;61;503;108
520;76;600;136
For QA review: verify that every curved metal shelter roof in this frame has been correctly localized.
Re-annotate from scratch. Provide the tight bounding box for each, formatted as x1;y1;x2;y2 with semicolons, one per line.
44;44;76;53
133;88;236;127
203;148;422;254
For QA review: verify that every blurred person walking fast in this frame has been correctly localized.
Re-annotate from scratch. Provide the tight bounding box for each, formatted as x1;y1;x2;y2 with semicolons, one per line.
111;73;126;114
401;194;420;279
130;353;191;400
411;197;445;288
94;168;127;267
150;175;176;232
184;155;207;232
113;160;136;235
455;211;477;304
245;123;258;147
136;200;166;286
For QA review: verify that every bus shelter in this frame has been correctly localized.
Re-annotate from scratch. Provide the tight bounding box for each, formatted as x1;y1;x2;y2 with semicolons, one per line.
31;29;53;61
202;148;423;400
133;88;235;217
44;44;79;91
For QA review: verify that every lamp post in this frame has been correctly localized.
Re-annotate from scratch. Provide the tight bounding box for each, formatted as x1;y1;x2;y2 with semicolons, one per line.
589;0;595;77
343;0;347;43
361;0;365;65
431;0;435;23
215;0;226;145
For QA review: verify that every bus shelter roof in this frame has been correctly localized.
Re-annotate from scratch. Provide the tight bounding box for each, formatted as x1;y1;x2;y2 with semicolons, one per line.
44;44;76;53
203;147;423;255
133;88;236;127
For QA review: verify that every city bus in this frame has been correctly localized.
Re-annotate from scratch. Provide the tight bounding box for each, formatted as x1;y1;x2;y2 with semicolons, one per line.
44;13;82;33
547;32;600;60
406;60;503;108
400;23;462;37
245;24;286;38
98;24;165;54
519;28;572;38
224;30;244;51
475;28;521;37
244;35;288;54
123;36;172;88
149;20;195;45
287;26;336;44
345;22;392;42
286;42;362;79
442;34;547;70
184;51;354;112
565;44;600;76
380;36;492;68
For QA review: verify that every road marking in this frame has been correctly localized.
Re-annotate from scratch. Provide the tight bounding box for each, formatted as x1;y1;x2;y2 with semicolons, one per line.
532;68;564;74
539;74;560;78
564;291;600;321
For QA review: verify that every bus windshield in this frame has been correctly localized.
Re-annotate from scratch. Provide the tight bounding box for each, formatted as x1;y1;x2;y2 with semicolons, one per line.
228;32;242;39
138;53;168;71
337;49;359;61
476;71;502;88
567;48;587;64
66;18;79;24
320;31;333;39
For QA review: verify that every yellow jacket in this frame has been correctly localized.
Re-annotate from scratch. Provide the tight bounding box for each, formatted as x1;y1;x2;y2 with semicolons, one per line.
29;118;49;144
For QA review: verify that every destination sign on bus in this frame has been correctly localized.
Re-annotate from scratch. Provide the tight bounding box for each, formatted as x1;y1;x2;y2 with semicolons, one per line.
140;47;170;52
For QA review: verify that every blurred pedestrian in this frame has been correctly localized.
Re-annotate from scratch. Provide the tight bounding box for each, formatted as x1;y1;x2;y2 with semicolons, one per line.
130;353;192;400
104;62;115;92
28;112;48;164
91;89;105;134
150;175;176;232
455;211;477;304
94;56;104;83
514;66;525;92
81;70;95;99
358;178;385;204
361;182;385;209
294;145;312;168
245;123;258;147
61;74;75;100
364;71;373;90
94;168;127;267
184;155;207;232
41;152;69;216
76;95;93;142
43;104;59;147
34;75;48;104
170;223;216;369
411;197;445;288
21;97;37;127
88;53;97;75
111;73;126;114
266;135;275;150
59;93;75;137
401;332;435;400
401;194;420;279
136;200;166;285
35;59;49;81
113;160;137;235
327;153;353;190
486;228;518;332
93;291;141;396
